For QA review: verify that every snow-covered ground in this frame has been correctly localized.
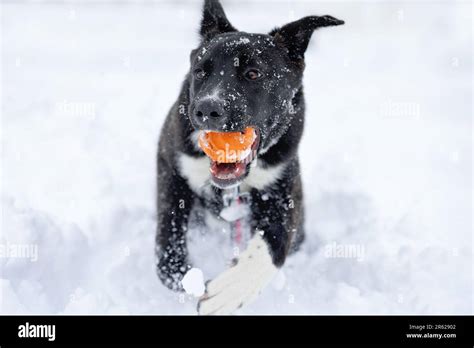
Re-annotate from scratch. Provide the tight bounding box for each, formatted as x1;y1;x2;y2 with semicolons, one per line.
1;0;472;314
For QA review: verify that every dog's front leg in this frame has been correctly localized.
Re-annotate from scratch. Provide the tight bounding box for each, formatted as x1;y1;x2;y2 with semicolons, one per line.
156;156;195;291
198;162;303;314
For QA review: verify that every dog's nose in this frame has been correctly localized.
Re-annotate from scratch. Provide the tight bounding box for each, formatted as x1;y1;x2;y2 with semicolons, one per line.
193;99;229;129
194;99;224;120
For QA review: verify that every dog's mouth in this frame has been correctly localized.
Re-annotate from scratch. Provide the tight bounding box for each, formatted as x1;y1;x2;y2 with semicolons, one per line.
209;135;259;186
198;128;260;188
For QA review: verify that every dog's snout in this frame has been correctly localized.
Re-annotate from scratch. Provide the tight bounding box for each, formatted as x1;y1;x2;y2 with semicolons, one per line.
194;99;224;119
192;97;248;131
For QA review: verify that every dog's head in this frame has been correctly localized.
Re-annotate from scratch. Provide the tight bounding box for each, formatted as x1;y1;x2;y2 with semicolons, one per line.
188;0;343;188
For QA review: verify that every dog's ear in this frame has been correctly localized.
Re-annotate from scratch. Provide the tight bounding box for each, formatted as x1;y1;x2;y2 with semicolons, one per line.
200;0;236;40
270;15;344;62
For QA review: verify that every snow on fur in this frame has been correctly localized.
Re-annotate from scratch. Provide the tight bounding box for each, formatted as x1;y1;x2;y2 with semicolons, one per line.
1;1;471;314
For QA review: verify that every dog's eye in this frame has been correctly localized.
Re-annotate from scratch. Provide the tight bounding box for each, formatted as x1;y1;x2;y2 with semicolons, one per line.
194;68;206;80
245;69;263;81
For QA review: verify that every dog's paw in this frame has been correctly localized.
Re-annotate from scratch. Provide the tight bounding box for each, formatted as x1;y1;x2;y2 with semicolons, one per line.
197;233;277;315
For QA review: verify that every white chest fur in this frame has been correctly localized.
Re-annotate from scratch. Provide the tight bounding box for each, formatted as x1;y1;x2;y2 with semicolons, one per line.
178;153;285;192
178;154;210;192
241;161;285;191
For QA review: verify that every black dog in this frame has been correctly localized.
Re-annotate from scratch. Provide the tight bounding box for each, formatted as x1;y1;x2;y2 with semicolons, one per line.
156;0;343;314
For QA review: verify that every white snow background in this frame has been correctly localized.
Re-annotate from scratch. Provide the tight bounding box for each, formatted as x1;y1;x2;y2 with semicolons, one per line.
0;0;472;314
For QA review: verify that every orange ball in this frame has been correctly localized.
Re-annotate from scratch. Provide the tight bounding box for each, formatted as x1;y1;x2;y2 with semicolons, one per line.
198;127;256;163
